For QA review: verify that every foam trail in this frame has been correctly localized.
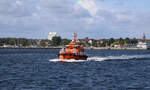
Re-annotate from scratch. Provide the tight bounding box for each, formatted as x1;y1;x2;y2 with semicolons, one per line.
50;59;87;62
88;54;150;61
49;54;150;62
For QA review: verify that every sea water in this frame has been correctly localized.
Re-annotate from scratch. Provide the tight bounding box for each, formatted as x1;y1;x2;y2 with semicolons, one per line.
0;49;150;90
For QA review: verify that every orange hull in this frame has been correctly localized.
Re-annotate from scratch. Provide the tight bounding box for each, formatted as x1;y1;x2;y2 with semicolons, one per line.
59;53;88;60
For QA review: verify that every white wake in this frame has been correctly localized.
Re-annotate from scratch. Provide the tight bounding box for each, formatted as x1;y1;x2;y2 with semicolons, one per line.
49;54;150;62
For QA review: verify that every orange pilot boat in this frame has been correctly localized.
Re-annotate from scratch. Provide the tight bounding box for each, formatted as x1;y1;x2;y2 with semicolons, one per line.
58;33;88;60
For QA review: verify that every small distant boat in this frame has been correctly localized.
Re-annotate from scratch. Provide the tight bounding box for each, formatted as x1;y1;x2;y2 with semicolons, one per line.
58;33;88;60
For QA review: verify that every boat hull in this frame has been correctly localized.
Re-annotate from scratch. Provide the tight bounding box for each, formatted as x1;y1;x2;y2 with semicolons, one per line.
59;54;88;60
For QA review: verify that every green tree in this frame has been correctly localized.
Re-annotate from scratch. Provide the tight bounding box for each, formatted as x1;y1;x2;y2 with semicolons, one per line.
125;37;130;44
52;36;62;46
40;40;46;46
112;41;120;45
101;41;107;47
61;39;71;45
0;38;4;46
131;38;138;44
119;38;124;45
0;38;40;46
108;38;115;46
78;42;85;46
92;40;97;47
84;37;89;45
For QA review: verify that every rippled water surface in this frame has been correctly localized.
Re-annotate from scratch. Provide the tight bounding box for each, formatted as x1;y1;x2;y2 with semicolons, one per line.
1;49;150;90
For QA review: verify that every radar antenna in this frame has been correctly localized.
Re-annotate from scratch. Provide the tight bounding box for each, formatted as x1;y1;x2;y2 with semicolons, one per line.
73;33;77;41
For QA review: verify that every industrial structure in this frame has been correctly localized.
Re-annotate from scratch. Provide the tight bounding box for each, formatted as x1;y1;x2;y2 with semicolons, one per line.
48;32;57;40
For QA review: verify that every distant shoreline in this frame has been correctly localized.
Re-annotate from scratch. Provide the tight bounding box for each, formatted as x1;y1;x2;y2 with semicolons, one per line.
85;47;149;50
0;47;61;49
0;47;149;50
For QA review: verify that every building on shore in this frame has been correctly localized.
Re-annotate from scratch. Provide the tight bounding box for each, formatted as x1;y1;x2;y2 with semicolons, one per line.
137;42;150;49
48;32;57;40
77;38;109;47
3;44;15;48
137;33;150;49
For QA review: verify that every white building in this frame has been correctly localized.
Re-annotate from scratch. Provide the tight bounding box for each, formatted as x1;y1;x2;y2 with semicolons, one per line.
137;33;150;49
48;32;57;40
137;42;150;49
3;44;14;47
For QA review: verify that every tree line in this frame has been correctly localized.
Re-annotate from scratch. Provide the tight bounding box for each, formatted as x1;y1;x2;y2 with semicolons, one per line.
78;37;139;47
40;36;71;46
100;37;138;47
0;37;71;47
0;36;139;47
0;38;36;46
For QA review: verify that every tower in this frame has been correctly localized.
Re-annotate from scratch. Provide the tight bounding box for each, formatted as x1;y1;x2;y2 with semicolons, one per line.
142;33;146;42
48;32;57;40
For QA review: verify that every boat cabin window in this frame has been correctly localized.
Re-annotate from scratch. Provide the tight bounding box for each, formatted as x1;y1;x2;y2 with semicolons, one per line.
73;48;76;53
60;48;65;52
69;54;72;56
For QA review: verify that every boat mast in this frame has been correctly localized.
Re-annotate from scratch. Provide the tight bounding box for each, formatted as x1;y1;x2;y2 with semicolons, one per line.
73;33;77;42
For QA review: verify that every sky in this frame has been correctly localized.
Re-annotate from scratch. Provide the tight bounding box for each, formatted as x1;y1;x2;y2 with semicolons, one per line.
0;0;150;39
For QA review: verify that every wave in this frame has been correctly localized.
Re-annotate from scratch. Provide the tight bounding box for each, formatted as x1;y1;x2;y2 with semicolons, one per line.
49;54;150;62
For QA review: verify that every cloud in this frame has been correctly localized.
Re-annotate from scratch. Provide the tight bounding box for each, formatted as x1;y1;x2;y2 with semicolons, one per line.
0;0;37;17
0;0;149;39
77;0;98;16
